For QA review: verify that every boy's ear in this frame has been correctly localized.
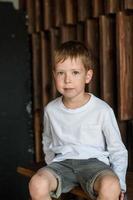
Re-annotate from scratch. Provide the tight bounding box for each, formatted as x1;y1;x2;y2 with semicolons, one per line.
85;69;93;84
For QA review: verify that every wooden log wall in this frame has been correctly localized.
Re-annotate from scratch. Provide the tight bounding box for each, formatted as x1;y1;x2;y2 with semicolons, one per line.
26;0;133;170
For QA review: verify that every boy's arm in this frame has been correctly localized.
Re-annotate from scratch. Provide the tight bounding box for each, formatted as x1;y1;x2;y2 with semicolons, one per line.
102;108;128;192
42;109;55;164
119;191;127;200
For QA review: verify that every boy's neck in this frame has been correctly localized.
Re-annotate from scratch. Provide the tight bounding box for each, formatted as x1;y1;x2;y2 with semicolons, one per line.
62;93;91;109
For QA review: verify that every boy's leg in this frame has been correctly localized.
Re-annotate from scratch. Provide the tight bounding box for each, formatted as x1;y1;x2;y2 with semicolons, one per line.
29;160;78;200
75;159;122;200
93;173;121;200
29;169;58;200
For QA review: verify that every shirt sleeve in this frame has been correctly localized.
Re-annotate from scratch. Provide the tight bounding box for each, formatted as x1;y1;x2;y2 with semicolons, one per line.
102;107;128;192
42;108;55;164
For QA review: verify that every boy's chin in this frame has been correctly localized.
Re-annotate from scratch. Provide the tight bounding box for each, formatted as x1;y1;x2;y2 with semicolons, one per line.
62;94;78;100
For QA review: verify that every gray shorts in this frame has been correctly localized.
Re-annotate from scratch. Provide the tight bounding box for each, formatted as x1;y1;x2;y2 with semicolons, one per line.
42;158;118;199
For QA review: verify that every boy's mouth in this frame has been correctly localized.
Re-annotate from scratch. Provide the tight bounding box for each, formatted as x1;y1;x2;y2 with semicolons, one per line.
64;88;74;91
64;88;74;90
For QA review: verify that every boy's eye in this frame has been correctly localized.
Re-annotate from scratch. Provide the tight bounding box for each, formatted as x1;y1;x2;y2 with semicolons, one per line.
57;71;64;75
73;71;80;75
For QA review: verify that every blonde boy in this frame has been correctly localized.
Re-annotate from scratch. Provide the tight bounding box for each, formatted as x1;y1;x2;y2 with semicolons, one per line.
29;41;128;200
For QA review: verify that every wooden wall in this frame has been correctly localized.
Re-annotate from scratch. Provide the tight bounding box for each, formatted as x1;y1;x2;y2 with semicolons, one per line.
26;0;133;170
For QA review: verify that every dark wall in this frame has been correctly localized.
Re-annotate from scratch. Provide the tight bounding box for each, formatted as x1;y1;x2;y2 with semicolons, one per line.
0;3;33;200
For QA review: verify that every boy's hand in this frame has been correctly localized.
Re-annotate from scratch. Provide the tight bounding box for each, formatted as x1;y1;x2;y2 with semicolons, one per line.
119;191;126;200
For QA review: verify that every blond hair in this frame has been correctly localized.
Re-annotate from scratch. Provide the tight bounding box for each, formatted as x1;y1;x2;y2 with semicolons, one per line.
54;40;95;71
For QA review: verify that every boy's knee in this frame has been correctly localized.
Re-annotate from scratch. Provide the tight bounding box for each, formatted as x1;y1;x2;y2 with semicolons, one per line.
94;175;121;199
29;173;50;198
101;176;120;190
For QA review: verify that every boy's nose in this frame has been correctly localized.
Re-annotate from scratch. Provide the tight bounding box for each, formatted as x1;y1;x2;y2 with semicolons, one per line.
64;74;72;83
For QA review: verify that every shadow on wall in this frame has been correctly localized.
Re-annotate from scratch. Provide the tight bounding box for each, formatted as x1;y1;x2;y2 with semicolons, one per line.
0;2;33;200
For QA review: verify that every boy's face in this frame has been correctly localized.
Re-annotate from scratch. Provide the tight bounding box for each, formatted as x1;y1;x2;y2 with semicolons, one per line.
53;57;93;101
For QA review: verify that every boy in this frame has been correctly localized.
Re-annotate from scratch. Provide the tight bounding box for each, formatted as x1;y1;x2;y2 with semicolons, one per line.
29;41;128;200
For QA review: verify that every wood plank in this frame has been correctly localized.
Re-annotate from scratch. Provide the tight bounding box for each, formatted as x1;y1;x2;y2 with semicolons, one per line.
41;31;52;106
65;0;77;24
76;22;84;42
26;0;35;33
34;110;43;163
85;19;100;97
123;0;133;10
17;166;35;177
127;171;133;200
92;0;104;18
127;121;133;171
77;0;91;22
118;121;128;145
32;33;42;111
42;0;54;30
71;187;91;199
104;0;121;14
50;28;60;99
32;33;43;162
99;15;116;109
33;99;42;163
60;25;77;43
53;0;65;27
35;0;42;32
116;12;133;120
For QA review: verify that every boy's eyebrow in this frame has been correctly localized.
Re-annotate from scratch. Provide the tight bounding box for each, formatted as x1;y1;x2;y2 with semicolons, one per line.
71;68;82;70
71;67;84;71
55;68;82;71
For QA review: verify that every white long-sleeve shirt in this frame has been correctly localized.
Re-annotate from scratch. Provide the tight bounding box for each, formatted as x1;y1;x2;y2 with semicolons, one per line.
42;94;128;191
